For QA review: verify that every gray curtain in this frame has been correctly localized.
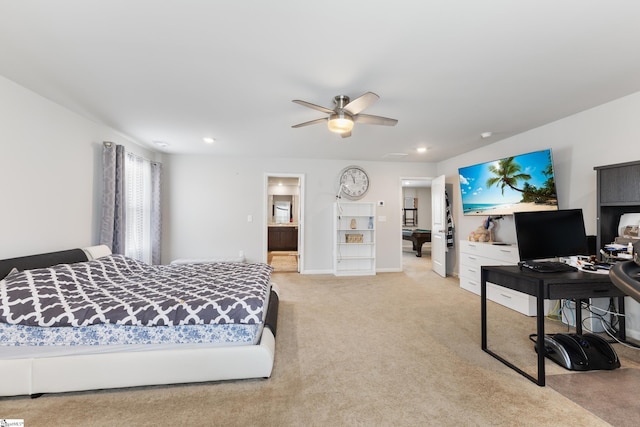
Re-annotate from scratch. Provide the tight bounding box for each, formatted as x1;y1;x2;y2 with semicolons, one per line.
100;142;126;254
150;161;162;264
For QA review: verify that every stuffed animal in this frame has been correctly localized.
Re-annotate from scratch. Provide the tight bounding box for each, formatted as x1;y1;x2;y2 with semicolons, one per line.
468;216;502;242
468;226;490;242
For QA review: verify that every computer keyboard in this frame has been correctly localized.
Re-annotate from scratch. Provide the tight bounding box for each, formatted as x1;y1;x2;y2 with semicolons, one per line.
518;260;578;273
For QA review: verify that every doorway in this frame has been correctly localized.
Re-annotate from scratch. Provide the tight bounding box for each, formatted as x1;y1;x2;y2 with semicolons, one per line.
400;177;432;267
264;174;304;273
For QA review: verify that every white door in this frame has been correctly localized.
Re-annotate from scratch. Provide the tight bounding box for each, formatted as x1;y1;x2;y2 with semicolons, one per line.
431;175;447;277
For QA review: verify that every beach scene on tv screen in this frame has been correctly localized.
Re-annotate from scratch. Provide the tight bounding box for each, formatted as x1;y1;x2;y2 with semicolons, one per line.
459;149;558;215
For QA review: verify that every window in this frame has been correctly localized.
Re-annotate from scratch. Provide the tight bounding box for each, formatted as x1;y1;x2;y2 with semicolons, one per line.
100;142;161;264
125;153;153;263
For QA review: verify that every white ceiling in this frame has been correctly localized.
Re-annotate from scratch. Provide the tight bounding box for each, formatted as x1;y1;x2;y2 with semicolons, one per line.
2;1;640;163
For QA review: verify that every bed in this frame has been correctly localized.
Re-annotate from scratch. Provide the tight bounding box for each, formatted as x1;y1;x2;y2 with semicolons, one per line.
402;229;431;257
0;245;279;397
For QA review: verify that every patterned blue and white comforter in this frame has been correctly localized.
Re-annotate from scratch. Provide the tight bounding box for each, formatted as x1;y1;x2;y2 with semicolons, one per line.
0;255;273;328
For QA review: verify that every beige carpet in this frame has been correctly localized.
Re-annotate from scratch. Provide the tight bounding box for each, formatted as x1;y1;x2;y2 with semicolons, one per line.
1;252;638;426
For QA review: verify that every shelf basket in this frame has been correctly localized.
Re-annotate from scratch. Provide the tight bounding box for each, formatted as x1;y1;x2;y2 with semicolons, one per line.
345;233;364;243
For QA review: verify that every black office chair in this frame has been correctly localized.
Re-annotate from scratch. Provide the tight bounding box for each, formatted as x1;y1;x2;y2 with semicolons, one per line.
609;241;640;304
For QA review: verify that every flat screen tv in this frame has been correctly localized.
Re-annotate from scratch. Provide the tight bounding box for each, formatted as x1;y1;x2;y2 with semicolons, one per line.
514;209;588;261
458;148;558;215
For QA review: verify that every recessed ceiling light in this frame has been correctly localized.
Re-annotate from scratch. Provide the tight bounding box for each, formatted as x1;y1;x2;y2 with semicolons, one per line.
417;147;427;153
203;137;215;144
480;132;493;139
152;140;169;148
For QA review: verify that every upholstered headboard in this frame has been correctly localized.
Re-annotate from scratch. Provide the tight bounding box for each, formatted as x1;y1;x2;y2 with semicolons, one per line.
0;245;112;280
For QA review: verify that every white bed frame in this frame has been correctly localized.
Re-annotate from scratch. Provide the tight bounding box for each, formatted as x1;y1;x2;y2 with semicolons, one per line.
0;246;277;397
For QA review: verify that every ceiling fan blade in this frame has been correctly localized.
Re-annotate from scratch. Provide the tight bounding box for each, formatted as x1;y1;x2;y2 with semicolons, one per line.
341;131;352;138
343;92;379;115
291;117;327;128
292;99;334;114
353;114;398;126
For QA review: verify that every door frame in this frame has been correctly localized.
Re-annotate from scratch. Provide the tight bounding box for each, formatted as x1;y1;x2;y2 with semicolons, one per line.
399;176;432;269
264;173;305;273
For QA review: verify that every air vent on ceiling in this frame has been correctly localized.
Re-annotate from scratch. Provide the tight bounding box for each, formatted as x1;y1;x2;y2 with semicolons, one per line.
382;153;408;159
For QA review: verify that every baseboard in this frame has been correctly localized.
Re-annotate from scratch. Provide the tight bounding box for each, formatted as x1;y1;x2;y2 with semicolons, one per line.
299;269;333;275
377;267;402;273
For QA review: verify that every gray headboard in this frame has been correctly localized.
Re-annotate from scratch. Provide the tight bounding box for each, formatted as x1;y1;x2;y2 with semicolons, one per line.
0;248;89;280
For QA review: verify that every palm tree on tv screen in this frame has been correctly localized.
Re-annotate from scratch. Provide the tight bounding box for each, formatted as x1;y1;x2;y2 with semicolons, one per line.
486;156;557;203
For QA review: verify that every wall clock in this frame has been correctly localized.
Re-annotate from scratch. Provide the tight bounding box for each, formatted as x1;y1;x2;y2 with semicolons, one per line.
338;165;370;200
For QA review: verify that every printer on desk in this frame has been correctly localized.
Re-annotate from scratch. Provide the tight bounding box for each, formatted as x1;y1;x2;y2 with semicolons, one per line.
602;213;640;262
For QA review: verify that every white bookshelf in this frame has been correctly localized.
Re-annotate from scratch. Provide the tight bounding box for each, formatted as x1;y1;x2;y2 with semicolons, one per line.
334;202;376;276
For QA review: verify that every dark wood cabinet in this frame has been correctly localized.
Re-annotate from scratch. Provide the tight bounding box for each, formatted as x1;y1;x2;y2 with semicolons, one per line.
268;226;298;251
595;160;640;256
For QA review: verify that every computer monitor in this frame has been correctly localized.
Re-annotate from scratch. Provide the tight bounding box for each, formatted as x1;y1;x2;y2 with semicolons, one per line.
514;209;588;261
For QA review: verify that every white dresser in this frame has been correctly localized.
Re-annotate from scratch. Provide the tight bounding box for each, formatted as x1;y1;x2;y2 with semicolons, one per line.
459;240;550;316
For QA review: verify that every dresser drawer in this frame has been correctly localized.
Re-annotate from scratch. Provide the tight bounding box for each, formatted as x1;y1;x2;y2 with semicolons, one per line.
461;276;541;315
486;283;554;316
487;283;535;315
459;254;482;279
460;275;481;295
459;240;555;316
461;273;541;314
459;252;516;282
459;240;519;264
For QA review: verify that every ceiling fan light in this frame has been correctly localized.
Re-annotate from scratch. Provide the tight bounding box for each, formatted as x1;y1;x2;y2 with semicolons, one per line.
327;113;354;134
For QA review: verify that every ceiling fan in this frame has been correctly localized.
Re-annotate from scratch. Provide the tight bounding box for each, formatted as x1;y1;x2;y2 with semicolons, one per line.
291;92;398;138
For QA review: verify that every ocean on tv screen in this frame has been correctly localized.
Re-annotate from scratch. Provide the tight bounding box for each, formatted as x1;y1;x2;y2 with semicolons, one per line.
462;202;558;216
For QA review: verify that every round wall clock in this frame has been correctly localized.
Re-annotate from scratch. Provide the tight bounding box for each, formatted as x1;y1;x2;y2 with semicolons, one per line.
338;165;370;200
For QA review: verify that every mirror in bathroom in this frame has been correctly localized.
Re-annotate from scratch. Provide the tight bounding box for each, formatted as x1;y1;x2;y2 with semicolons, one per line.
274;198;292;223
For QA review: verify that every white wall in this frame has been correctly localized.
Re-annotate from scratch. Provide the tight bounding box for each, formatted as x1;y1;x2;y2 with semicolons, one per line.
436;90;640;339
164;155;436;272
0;75;158;259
